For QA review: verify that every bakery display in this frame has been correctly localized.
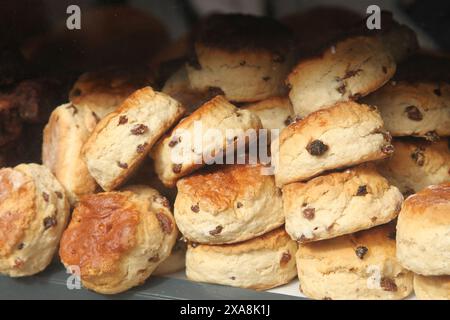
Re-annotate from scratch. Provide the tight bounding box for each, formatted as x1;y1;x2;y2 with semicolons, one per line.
59;186;177;294
377;138;450;196
296;223;413;300
273;101;393;187
186;228;297;290
283;164;403;243
0;164;69;277
396;183;450;276
175;163;283;244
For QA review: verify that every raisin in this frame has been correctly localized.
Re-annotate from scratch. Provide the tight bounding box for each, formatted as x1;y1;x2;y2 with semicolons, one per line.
405;106;423;121
356;185;368;196
337;83;346;94
17;243;24;250
280;252;291;266
118;115;128;125
262;76;271;81
236;202;243;208
43;216;57;230
55;191;63;199
153;195;170;208
380;277;398;292
302;208;315;220
136;143;148;153
306;140;328;156
172;164;182;173
191;204;200;213
355;246;368;259
117;161;128;169
239;60;246;66
168;136;181;147
381;144;394;155
131;124;148;135
411;147;425;166
209;225;223;236
42;192;49;202
342;69;362;80
230;276;236;280
156;212;173;234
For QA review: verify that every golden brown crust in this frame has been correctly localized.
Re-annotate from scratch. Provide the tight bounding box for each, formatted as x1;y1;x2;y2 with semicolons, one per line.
59;192;140;278
188;227;291;254
403;183;450;221
0;169;35;257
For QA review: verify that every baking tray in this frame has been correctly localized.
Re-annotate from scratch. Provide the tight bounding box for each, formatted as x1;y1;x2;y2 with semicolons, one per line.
0;262;304;300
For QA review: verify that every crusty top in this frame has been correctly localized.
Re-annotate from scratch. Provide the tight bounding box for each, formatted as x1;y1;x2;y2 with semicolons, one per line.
0;168;35;257
189;227;293;254
279;101;383;145
195;14;293;54
177;163;269;212
402;183;450;223
59;192;140;277
298;223;397;267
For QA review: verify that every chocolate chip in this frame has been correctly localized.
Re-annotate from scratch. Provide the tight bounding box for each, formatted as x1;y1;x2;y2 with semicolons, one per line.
405;106;423;121
302;208;315;220
380;277;398;292
356;185;368;196
43;216;57;230
209;225;223;236
236;202;243;208
136;143;148;153
280;252;291;266
381;144;394;155
118;115;128;125
156;212;173;234
42;192;49;202
17;243;24;250
382;66;387;74
306;140;329;156
355;246;368;259
262;76;271;81
434;87;442;96
55;191;63;199
168;136;181;148
191;204;200;213
117;161;128;169
131;124;148;135
66;104;78;115
337;83;346;95
424;131;440;142
172;163;182;173
411;147;425;166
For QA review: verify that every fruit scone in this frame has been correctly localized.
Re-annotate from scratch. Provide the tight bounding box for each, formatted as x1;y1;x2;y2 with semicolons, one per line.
283;164;402;243
396;183;450;276
186;13;295;102
83;86;185;191
186;228;297;290
151;95;261;187
377;138;450;197
273;101;393;187
296;223;413;300
59;185;177;294
0;164;69;277
175;163;284;244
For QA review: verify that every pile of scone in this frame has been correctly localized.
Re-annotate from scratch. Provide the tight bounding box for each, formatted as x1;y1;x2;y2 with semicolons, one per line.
0;13;449;300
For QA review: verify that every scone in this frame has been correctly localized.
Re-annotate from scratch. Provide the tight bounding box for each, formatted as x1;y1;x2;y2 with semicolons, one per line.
151;95;262;187
69;65;155;119
287;35;395;117
186;14;294;102
243;96;295;131
414;275;450;300
83;87;185;191
283;164;403;243
43;103;99;204
273;101;393;187
162;66;224;114
296;223;413;300
153;238;186;276
363;81;450;139
396;183;450;276
0;163;69;277
175;163;284;244
377;138;450;196
186;228;297;290
59;185;177;294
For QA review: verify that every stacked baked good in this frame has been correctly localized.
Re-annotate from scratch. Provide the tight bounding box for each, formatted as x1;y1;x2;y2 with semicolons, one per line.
0;11;449;300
